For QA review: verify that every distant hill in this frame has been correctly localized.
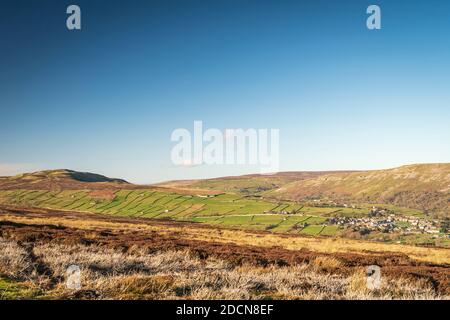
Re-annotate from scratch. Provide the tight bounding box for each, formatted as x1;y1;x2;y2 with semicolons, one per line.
0;169;130;190
158;171;355;195
160;164;449;216
266;164;449;216
0;164;448;215
0;169;220;195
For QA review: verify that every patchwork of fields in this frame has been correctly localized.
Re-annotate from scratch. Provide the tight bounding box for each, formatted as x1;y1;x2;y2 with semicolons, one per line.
0;189;366;236
0;187;445;247
0;169;449;299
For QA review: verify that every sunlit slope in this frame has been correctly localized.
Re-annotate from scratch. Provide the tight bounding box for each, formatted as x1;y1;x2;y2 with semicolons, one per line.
160;171;355;195
0;167;448;246
0;189;338;235
267;164;450;215
0;169;130;190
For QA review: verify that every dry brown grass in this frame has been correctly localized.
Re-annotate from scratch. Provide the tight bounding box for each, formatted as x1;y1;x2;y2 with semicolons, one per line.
2;213;449;265
0;238;446;300
346;269;440;300
0;240;32;279
312;256;343;271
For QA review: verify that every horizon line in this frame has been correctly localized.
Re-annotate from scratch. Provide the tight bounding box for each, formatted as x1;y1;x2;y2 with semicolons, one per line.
1;162;448;185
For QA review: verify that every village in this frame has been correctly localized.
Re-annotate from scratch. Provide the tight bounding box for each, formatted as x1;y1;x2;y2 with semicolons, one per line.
327;206;443;235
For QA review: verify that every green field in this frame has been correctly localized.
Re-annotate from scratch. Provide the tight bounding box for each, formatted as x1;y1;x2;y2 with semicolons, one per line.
0;188;431;239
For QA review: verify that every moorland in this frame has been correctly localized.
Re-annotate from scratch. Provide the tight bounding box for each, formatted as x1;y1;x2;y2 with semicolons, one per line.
0;164;449;299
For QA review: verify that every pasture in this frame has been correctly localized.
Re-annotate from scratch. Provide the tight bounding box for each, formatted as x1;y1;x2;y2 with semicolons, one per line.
0;189;424;238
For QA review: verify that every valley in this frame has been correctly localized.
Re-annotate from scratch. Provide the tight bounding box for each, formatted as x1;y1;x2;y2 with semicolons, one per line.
0;164;449;299
0;166;448;248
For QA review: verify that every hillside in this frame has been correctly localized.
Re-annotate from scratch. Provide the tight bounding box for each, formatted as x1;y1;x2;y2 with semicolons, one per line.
159;171;356;195
266;164;450;215
1;206;448;299
0;169;130;190
1;165;449;215
0;165;448;247
159;164;449;215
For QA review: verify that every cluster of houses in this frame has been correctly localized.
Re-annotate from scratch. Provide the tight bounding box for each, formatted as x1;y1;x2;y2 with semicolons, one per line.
395;216;441;234
262;201;447;236
328;216;398;233
328;208;442;235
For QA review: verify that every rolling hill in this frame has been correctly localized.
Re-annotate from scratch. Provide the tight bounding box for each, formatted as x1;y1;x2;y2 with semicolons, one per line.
0;169;130;190
162;164;450;216
0;165;448;247
158;171;356;195
266;164;450;215
0;164;448;216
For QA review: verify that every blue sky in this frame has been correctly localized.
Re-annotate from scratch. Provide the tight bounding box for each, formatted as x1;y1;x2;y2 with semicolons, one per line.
1;0;449;183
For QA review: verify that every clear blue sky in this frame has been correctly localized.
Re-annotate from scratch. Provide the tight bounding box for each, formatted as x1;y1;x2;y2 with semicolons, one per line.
1;0;449;183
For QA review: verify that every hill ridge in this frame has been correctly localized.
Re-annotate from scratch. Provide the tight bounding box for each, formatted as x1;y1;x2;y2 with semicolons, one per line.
0;169;130;190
